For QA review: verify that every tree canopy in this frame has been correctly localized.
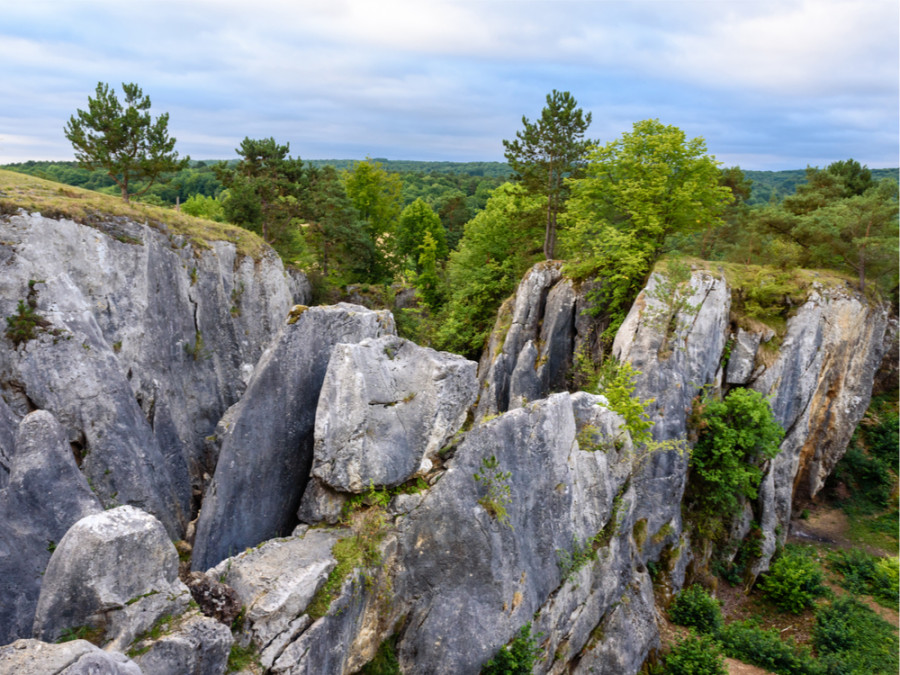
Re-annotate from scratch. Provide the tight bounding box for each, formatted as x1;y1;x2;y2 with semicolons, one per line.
64;82;188;202
503;90;592;260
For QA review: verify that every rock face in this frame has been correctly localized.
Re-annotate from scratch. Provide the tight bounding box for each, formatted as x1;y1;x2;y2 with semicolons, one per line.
33;506;190;652
0;639;142;675
0;211;309;538
191;304;395;571
0;411;102;644
476;262;578;419
130;613;233;675
310;335;478;492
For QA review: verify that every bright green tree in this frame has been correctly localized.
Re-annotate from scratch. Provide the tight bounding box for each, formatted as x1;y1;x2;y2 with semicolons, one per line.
343;158;403;281
562;119;732;334
503;90;592;260
416;232;443;309
216;137;306;260
181;194;225;222
435;183;545;358
64;82;189;202
396;198;448;271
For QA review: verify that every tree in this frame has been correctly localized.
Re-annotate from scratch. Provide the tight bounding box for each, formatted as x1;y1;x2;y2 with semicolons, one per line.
64;82;188;202
343;159;403;281
562;119;732;334
395;198;448;272
503;90;592;260
216;138;306;256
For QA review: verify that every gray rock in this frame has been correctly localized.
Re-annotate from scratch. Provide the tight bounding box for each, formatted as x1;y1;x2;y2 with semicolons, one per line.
192;304;394;570
310;335;477;493
296;478;348;526
33;506;190;652
0;639;142;675
208;528;341;669
0;411;102;644
0;212;306;539
0;396;16;489
725;328;762;384
184;573;241;626
131;613;232;675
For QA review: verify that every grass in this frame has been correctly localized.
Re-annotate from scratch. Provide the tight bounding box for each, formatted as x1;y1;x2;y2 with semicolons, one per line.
226;642;261;673
0;169;267;258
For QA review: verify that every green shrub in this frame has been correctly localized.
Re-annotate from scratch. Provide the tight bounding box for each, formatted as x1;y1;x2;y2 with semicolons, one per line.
668;585;724;635
474;455;513;528
813;596;899;674
685;388;784;537
5;299;50;346
360;633;401;675
481;623;541;674
828;549;899;606
759;548;827;614
718;620;822;675
663;633;726;675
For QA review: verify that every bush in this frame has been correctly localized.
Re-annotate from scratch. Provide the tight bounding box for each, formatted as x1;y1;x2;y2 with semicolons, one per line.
669;585;724;635
828;549;899;606
481;623;541;675
663;633;727;675
719;620;822;675
759;548;827;614
813;596;899;674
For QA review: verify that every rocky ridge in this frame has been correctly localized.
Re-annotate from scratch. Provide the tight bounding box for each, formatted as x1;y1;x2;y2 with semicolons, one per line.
0;208;891;675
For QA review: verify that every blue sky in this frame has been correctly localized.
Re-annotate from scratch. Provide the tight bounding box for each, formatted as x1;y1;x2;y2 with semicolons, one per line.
1;0;897;169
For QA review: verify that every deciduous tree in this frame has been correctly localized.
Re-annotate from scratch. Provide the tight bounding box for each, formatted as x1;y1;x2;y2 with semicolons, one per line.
64;82;188;202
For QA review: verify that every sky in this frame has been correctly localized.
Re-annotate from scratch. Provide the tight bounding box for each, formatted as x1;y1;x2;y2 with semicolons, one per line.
1;0;898;170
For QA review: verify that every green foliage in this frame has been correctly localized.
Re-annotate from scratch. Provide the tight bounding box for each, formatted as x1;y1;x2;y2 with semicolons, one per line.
828;549;899;606
5;299;49;346
503;89;593;259
595;359;654;447
343;158;403;281
813;596;899;674
395;198;448;271
360;633;401;674
180;193;225;222
759;547;827;614
668;585;724;635
718;620;821;675
662;633;727;675
434;183;544;358
57;624;105;646
562;119;733;336
556;535;598;582
64;82;189;202
474;455;513;528
481;623;542;675
415;232;443;309
226;642;261;673
686;388;784;536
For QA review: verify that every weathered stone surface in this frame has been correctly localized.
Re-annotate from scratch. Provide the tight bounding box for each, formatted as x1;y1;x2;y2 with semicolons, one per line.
476;262;573;420
296;478;348;526
131;613;232;675
0;212;308;538
0;396;16;489
0;411;102;644
0;639;142;675
208;527;341;669
725;328;762;384
184;573;241;626
393;393;633;674
33;506;190;652
310;335;477;492
192;304;394;570
748;286;890;572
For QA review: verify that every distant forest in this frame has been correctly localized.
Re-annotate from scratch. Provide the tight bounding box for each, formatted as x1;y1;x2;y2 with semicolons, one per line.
4;159;896;211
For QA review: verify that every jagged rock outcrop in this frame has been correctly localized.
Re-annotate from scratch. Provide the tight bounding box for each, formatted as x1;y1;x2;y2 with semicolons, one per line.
306;335;477;495
33;506;191;652
0;411;102;645
0;211;309;535
192;304;395;570
0;638;142;675
129;613;233;675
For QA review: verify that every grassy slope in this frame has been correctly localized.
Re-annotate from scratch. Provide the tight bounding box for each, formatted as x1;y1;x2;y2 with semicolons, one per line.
0;169;267;259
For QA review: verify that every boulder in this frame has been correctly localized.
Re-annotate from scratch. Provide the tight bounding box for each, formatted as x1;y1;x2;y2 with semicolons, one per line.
130;613;233;675
207;527;341;669
310;335;477;493
191;304;394;570
725;328;762;385
184;573;241;626
0;639;142;675
33;506;190;653
0;411;102;644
